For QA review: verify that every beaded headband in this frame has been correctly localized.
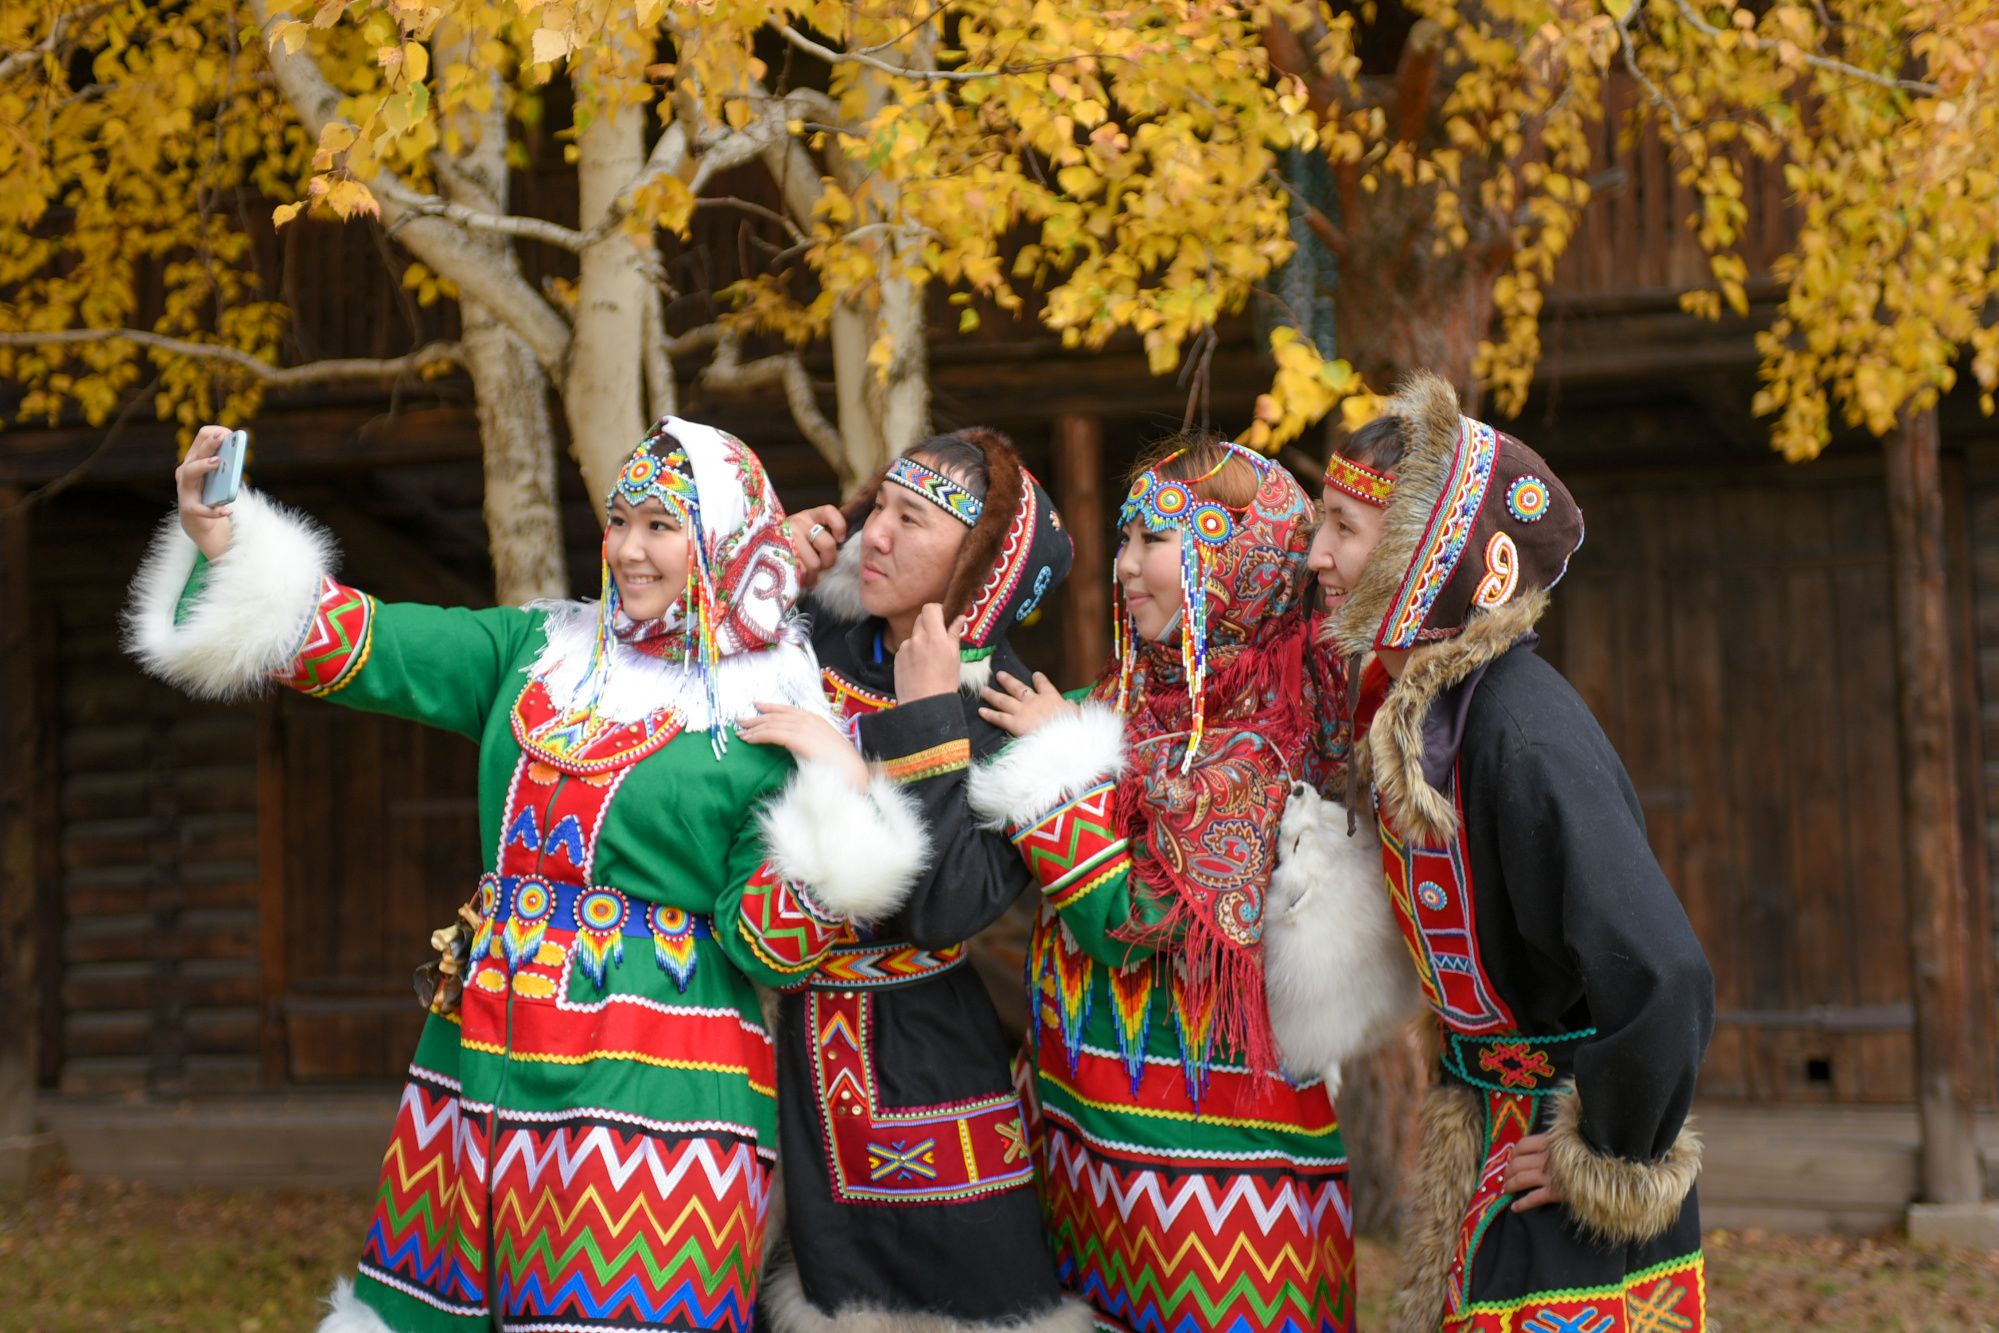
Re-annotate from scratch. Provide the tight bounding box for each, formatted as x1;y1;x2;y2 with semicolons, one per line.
1113;442;1257;771
1322;453;1396;508
886;456;983;527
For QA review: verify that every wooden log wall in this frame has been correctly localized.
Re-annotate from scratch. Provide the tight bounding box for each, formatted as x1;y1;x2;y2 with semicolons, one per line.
41;497;265;1093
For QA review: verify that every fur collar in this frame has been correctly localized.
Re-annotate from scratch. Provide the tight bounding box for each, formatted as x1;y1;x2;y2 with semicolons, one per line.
1362;590;1549;845
1327;371;1463;658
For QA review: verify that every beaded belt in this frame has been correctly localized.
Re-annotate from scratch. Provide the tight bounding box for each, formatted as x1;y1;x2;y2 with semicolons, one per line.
809;939;965;990
1437;1028;1594;1096
474;873;713;991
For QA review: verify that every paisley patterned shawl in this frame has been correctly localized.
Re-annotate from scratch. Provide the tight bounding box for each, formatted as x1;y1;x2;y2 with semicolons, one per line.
1089;456;1314;1079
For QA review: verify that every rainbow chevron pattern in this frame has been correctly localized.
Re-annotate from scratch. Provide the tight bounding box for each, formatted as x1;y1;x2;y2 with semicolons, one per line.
273;576;376;696
886;455;984;525
811;940;965;990
1013;782;1130;911
486;1124;771;1328
735;862;843;979
1037;1118;1353;1333
358;1067;489;1319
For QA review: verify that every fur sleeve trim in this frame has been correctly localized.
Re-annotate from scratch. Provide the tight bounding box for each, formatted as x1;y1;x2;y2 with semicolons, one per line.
966;700;1125;830
759;760;930;923
1263;783;1424;1087
122;488;336;700
1546;1081;1703;1245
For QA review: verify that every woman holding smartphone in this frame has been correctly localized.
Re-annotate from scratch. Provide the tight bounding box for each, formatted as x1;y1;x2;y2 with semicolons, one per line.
128;421;931;1333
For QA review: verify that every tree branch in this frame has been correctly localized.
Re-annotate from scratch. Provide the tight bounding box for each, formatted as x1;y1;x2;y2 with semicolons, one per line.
0;2;114;84
0;328;461;387
248;0;573;377
375;178;591;251
1668;0;1938;95
774;21;999;82
699;336;843;465
1392;20;1445;144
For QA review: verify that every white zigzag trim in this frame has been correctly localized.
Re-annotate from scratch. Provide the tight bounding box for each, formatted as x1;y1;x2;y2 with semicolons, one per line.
1042;1123;1352;1238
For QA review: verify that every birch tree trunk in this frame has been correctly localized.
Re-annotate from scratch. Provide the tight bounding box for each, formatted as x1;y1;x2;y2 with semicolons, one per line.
435;17;566;605
565;21;651;508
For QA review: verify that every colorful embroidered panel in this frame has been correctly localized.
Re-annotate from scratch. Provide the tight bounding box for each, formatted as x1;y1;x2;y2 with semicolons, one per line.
959;478;1039;644
1378;784;1519;1036
510;677;685;777
809;990;1034;1206
1012;781;1130;911
273;576;376;697
735;862;844;981
1453;1255;1706;1333
810;940;965;990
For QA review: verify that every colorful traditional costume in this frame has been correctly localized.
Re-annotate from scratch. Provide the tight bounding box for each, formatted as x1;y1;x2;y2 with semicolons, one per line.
126;419;930;1333
969;444;1356;1333
1295;374;1714;1333
758;430;1087;1333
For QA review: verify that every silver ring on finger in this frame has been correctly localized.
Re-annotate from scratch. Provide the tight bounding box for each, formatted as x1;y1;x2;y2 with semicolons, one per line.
807;523;825;540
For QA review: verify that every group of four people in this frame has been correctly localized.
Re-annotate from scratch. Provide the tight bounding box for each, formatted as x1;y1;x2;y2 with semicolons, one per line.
127;371;1713;1333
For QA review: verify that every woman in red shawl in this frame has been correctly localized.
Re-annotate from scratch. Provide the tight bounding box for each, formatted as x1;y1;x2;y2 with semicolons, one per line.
972;435;1355;1333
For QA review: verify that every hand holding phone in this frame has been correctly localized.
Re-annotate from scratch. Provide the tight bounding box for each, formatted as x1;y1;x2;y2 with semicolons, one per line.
201;429;248;507
176;425;243;560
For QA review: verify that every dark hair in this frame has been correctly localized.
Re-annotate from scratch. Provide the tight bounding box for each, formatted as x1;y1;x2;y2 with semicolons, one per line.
909;430;993;501
1335;415;1409;473
1131;430;1262;509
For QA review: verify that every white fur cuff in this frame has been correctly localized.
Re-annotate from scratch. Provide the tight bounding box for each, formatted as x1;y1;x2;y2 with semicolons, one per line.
759;760;930;922
967;701;1125;831
123;488;336;700
1263;783;1423;1088
316;1279;395;1333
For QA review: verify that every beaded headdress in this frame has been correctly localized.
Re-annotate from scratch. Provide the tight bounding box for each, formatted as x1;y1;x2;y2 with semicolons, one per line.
1112;440;1265;771
573;417;801;755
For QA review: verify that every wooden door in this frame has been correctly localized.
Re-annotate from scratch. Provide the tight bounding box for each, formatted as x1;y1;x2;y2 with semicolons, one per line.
1540;461;1987;1103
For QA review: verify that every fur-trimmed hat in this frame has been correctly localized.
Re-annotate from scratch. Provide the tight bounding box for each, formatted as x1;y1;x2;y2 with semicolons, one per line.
1328;373;1583;658
1328;374;1585;844
831;427;1075;654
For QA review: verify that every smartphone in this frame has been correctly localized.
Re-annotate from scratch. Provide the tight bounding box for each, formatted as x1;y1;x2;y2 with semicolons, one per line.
201;429;248;507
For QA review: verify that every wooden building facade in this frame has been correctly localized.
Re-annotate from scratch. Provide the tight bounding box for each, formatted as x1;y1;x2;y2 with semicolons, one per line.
4;94;1997;1124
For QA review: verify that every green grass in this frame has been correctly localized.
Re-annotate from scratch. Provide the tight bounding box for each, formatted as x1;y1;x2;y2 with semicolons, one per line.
3;1178;1997;1331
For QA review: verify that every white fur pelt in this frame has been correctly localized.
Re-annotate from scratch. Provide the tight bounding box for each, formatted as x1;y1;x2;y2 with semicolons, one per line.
759;762;931;923
966;700;1126;831
315;1279;396;1333
1262;782;1425;1097
810;539;867;623
759;1261;1096;1333
525;598;832;732
124;487;336;699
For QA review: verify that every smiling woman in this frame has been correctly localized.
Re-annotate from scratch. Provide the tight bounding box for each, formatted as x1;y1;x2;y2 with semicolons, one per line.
123;416;933;1333
604;495;691;621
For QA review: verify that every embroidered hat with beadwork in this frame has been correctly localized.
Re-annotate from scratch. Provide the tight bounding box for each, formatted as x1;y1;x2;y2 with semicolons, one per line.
1327;372;1584;657
583;416;802;752
1111;440;1314;770
837;427;1074;658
